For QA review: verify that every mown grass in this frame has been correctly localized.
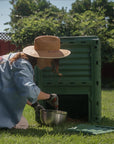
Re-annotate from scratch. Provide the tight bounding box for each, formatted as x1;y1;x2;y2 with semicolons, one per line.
0;89;114;144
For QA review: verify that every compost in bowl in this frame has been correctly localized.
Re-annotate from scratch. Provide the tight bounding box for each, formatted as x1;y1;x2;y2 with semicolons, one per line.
40;109;67;125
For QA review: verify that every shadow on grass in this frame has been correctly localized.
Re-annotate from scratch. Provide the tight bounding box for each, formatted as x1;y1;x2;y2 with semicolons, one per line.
0;117;113;137
99;117;114;127
0;121;80;137
0;127;47;137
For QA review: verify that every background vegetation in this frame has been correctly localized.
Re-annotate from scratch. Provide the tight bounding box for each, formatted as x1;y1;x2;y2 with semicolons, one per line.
7;0;114;65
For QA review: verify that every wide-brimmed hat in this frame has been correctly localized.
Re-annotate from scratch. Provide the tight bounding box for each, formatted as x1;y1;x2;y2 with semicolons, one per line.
23;35;71;59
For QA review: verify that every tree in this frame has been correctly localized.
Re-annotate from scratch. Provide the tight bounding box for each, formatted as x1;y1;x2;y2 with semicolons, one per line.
70;0;91;14
92;0;114;23
9;10;67;47
91;0;114;30
9;0;54;24
70;0;114;64
8;0;113;65
71;0;114;26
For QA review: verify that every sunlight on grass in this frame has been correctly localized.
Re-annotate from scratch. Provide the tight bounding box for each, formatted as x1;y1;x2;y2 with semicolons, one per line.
101;89;114;126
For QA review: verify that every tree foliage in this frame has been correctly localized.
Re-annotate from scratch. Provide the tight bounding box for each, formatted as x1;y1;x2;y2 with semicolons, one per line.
70;0;91;14
9;0;58;24
8;0;114;64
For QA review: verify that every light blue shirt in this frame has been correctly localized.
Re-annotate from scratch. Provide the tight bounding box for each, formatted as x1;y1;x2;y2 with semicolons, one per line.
0;53;40;129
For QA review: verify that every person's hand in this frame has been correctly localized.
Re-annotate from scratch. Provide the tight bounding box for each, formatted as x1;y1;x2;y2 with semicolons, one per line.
31;101;45;124
46;93;59;110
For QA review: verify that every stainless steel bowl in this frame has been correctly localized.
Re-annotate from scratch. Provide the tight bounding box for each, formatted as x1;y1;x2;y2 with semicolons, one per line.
40;109;67;125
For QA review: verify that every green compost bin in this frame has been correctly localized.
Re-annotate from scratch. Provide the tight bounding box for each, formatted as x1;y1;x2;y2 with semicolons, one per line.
34;36;101;123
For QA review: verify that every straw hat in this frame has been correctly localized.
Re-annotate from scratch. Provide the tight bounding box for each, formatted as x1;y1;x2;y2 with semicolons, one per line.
23;35;71;59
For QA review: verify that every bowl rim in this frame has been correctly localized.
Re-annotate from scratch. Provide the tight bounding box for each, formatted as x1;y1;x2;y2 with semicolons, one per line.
40;109;67;115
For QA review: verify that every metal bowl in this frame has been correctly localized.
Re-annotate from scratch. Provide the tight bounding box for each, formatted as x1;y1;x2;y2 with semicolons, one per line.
40;109;67;125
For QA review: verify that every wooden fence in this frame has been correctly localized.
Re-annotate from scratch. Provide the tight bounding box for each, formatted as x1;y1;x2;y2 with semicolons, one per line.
0;32;20;55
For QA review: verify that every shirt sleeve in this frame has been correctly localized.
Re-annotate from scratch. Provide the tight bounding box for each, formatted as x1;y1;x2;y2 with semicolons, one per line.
11;58;40;104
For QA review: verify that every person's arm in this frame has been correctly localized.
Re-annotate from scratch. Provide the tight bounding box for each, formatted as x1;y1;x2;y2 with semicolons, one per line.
27;91;50;105
11;58;58;109
37;91;50;100
11;59;41;104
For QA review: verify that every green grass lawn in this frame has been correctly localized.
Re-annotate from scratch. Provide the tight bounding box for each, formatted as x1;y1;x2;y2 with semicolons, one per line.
0;89;114;144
